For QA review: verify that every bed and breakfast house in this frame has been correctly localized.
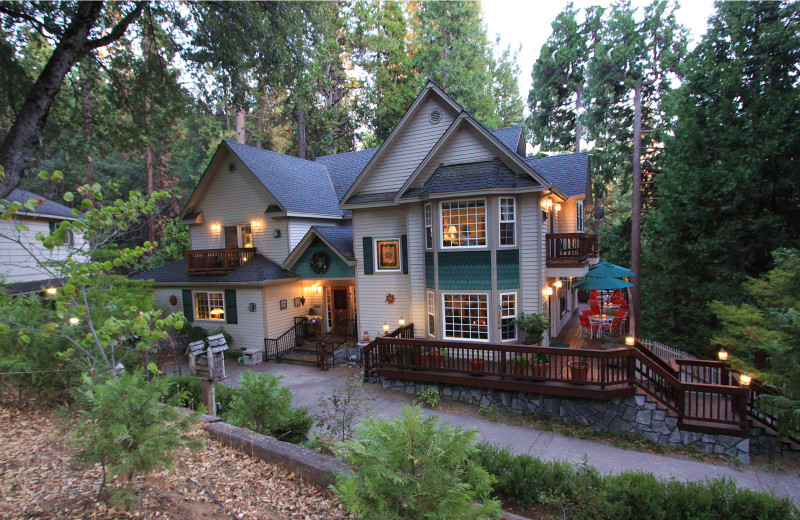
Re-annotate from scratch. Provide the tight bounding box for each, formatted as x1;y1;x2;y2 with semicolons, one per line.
133;81;597;352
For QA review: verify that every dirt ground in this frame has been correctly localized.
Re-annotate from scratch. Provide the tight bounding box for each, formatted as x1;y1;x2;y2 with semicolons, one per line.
0;406;351;520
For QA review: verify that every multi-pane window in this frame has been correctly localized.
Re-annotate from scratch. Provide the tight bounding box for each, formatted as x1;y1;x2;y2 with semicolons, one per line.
499;197;516;246
576;200;585;232
240;224;253;248
443;293;488;341
427;290;435;337
195;292;225;321
500;292;517;341
441;200;486;248
424;203;433;249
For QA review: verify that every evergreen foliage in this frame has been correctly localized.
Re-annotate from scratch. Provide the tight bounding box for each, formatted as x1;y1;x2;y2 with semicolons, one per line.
332;405;502;520
641;1;800;353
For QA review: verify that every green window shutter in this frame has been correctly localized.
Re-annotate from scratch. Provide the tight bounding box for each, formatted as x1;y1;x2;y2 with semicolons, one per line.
363;237;373;275
225;289;238;324
182;289;194;322
401;235;408;274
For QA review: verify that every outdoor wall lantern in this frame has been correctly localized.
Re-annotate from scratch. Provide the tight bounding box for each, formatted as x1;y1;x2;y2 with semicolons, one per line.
383;322;390;333
543;287;554;296
273;229;281;238
398;316;405;326
554;280;563;288
251;220;261;228
45;287;57;296
69;317;80;325
740;372;752;386
625;336;635;346
718;349;729;361
248;303;257;312
542;199;553;209
211;223;221;232
554;203;562;211
310;283;321;293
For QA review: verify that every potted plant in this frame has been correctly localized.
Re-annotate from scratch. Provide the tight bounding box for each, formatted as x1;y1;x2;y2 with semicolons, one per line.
468;357;485;374
427;348;447;368
511;355;529;377
568;359;589;381
512;312;552;345
530;353;550;379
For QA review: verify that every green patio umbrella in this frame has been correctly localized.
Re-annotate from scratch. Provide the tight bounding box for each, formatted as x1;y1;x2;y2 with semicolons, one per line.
588;262;636;278
572;276;634;291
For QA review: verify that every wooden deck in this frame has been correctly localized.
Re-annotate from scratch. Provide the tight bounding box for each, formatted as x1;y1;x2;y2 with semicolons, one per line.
551;304;627;350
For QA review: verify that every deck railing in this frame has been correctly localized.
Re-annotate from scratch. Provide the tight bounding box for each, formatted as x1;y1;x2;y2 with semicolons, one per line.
185;247;257;274
546;233;598;266
362;332;750;435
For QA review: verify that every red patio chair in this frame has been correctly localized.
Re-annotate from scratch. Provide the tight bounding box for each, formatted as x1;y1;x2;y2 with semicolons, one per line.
581;309;595;317
604;315;626;334
579;315;600;339
589;301;601;315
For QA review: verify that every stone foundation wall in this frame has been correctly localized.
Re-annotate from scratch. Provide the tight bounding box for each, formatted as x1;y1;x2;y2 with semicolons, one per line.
379;377;750;463
749;426;800;460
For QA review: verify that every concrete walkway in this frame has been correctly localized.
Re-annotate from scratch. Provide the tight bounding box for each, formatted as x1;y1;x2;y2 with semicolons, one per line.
220;361;800;504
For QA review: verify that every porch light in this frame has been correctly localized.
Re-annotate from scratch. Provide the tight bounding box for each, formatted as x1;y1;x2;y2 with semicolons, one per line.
398;316;405;326
718;349;728;361
251;220;261;227
211;223;221;232
383;322;390;333
554;280;563;288
210;308;224;316
625;336;635;346
543;287;554;296
68;317;80;325
45;287;57;296
310;283;321;293
554;203;562;211
543;199;553;209
740;372;752;386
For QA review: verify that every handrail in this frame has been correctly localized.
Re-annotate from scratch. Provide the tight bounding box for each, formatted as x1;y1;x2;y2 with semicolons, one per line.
316;318;357;369
546;233;598;265
185;247;257;274
264;316;308;361
362;323;415;376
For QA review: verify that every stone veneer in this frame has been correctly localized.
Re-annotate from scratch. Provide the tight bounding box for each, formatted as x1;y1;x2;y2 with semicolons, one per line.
378;377;750;463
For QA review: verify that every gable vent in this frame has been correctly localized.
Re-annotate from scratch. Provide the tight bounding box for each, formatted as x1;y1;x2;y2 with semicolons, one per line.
429;110;442;125
228;161;237;173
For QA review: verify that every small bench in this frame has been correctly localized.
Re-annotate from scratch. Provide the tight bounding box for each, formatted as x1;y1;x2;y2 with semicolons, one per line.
242;348;264;366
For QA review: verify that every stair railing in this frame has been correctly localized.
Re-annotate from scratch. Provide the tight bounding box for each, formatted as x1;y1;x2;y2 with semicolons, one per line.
315;318;357;369
264;316;308;361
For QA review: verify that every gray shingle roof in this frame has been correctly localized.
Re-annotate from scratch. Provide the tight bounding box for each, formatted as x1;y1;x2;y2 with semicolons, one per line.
525;152;589;198
314;148;378;201
345;191;396;205
130;254;297;284
5;189;76;219
312;226;354;262
491;127;523;155
402;158;538;199
223;140;343;217
4;277;66;294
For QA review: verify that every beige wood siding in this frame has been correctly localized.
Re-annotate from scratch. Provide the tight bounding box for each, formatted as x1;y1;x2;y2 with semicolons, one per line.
411;125;497;189
557;199;578;234
406;203;427;331
188;151;289;264
263;280;307;339
154;286;265;351
358;95;456;195
353;207;411;336
287;218;348;251
0;216;86;283
519;193;542;317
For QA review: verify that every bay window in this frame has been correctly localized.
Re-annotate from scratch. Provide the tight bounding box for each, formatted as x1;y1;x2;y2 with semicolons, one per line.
441;199;486;248
500;292;517;341
443;293;488;340
499;197;515;246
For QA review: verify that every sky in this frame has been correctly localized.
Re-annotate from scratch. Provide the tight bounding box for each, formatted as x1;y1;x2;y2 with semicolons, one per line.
481;0;718;105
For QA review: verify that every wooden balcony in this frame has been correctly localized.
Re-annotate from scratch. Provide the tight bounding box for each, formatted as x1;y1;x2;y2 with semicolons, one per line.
185;247;256;275
546;233;598;267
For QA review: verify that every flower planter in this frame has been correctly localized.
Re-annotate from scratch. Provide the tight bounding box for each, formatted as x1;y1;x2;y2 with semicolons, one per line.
530;362;550;379
469;358;485;374
427;353;445;368
568;361;589;381
511;365;528;378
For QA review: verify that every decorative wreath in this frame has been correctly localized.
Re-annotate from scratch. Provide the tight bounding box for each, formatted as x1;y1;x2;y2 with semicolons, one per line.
310;252;330;274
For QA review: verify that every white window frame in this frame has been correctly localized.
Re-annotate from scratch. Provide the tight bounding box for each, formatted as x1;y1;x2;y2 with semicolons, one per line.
576;200;585;232
440;198;487;249
424;203;433;249
222;224;254;248
239;224;253;248
499;291;517;341
498;197;516;247
373;237;402;273
193;291;225;321
442;292;489;342
427;290;435;337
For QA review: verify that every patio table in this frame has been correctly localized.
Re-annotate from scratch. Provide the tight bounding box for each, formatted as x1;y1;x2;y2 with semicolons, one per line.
589;314;614;338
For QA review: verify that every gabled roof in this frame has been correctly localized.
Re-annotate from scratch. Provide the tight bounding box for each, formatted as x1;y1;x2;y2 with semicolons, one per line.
525;152;590;198
401;159;538;199
130;254;297;284
4;277;66;295
222;140;343;217
5;189;78;220
491;127;524;156
315;148;379;202
282;225;355;269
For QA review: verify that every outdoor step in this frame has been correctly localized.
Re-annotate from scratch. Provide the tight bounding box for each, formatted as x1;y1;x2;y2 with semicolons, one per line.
280;352;318;367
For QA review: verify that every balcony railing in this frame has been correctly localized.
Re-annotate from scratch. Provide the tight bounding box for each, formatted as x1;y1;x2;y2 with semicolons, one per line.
546;233;598;266
185;247;256;275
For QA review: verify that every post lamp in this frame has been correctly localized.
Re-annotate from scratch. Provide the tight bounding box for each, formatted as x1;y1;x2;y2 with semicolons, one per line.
625;336;635;346
382;322;390;334
398;316;405;326
45;287;57;296
718;349;728;361
740;372;752;386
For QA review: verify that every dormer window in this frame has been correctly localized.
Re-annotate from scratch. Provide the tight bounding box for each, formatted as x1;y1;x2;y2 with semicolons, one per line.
441;199;486;248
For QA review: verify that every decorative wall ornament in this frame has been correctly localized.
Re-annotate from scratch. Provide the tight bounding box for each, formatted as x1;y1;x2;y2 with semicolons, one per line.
385;293;395;304
310;251;330;274
169;295;178;306
279;299;288;310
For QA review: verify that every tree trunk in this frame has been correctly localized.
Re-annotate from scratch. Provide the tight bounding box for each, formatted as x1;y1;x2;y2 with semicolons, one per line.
575;84;583;153
0;1;105;198
235;109;246;144
81;74;94;185
297;110;307;160
145;96;155;243
629;83;643;338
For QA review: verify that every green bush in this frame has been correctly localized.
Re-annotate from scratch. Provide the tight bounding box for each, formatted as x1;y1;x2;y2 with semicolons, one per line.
70;371;204;507
473;443;799;520
224;370;310;443
332;405;502;520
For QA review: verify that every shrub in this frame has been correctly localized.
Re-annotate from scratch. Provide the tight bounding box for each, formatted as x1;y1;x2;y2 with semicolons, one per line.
224;370;310;443
70;370;203;506
332;405;502;520
511;312;551;344
272;406;314;444
416;387;440;408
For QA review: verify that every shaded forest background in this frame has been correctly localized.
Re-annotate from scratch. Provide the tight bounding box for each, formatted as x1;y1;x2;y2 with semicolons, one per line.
1;0;799;356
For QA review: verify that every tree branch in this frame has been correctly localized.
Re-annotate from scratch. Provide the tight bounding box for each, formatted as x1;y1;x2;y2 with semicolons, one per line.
84;2;147;51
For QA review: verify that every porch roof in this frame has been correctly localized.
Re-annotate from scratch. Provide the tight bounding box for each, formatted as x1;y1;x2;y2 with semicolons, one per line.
130;254;297;284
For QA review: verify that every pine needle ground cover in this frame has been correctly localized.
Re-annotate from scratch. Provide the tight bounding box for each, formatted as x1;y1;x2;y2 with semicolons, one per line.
0;405;350;519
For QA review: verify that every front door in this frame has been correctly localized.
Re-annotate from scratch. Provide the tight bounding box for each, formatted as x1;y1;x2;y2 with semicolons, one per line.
224;226;238;248
332;287;349;329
